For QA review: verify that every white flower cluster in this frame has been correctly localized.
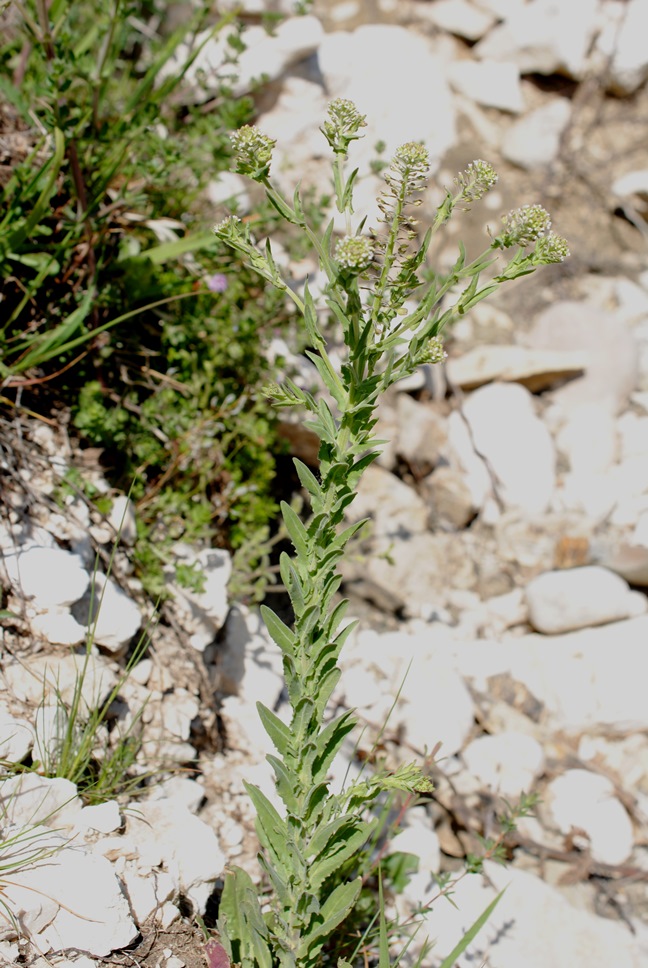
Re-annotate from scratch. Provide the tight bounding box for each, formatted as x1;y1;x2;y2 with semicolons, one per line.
335;235;375;272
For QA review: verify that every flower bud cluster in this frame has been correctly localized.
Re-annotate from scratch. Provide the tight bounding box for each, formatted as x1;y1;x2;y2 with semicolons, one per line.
417;335;447;365
229;125;275;180
456;160;498;203
320;98;367;153
494;204;552;249
534;232;570;264
335;235;375;273
384;141;431;199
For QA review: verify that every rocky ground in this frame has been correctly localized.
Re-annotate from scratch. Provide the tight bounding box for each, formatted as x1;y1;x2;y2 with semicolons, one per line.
2;1;648;966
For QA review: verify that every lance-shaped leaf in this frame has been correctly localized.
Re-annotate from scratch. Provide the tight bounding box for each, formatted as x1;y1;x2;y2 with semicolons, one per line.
217;867;273;968
311;710;357;784
244;783;292;875
309;822;371;890
267;754;299;814
294;458;323;501
303;280;325;349
257;702;291;757
279;552;305;614
260;605;296;658
281;501;311;561
305;350;347;408
298;878;362;957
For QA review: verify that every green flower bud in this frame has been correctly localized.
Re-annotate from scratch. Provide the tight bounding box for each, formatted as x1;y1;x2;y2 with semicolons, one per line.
321;98;367;152
335;235;375;272
230;125;276;180
417;336;447;365
534;232;570;264
456;159;498;202
494;204;552;249
385;141;431;198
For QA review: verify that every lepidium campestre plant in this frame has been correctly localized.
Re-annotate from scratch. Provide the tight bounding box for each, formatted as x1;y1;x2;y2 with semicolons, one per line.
213;100;569;968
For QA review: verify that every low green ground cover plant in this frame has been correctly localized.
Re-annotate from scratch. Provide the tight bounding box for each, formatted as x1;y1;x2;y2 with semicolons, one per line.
213;101;569;967
0;0;302;599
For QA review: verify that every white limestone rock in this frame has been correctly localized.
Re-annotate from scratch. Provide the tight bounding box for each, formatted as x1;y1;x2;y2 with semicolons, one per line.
453;615;648;732
422;465;477;530
120;868;176;926
349;464;430;539
340;627;475;759
74;800;122;834
420;860;645;967
394;395;448;472
160;16;323;99
545;769;634;866
32;851;137;956
126;799;225;912
158;688;200;743
318;25;456;180
30;608;86;646
446;410;493;513
423;0;496;40
474;0;601;80
1;774;83;830
0;701;34;762
462;730;545;797
205;170;252;213
526;566;646;635
166;544;231;652
526;301;639;415
219;604;284;709
447;344;587;392
555;402;618;476
502;98;571;170
2;546;89;608
2;652;116;709
607;0;648;95
390;814;441;901
107;495;137;546
462;383;556;515
447;59;524;113
83;572;141;654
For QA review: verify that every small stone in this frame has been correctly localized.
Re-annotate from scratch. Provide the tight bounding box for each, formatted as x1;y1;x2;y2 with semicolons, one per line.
75;801;122;834
422;0;496;40
107;495;137;546
462;731;545;798
394;395;448;474
422;466;477;530
526;301;639;415
447;59;524;113
502;99;571;170
474;0;600;79
545;768;634;866
166;545;231;652
526;566;645;635
462;383;556;515
81;572;141;654
447;344;587;392
30;609;86;646
3;546;89;608
607;0;648;94
0;702;34;762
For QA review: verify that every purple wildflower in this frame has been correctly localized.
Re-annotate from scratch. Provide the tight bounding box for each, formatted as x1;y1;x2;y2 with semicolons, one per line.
206;273;228;293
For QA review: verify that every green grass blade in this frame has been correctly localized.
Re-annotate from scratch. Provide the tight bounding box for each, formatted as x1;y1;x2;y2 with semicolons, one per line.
438;888;506;968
